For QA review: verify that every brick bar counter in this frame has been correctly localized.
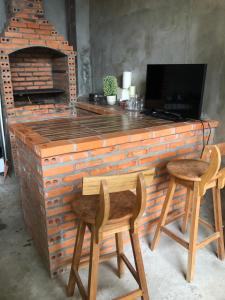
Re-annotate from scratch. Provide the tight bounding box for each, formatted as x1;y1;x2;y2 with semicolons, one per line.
10;102;218;277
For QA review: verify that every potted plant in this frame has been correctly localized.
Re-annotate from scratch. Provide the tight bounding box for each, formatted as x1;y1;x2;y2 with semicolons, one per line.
103;75;118;105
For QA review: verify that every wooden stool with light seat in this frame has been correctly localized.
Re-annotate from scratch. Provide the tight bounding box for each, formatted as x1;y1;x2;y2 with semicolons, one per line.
67;169;155;300
151;145;225;282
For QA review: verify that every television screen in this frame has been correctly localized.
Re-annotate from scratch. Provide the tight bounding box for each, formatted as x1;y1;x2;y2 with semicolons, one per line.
145;64;207;119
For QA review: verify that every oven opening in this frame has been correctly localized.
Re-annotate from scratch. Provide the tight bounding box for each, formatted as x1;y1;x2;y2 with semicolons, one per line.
9;47;69;107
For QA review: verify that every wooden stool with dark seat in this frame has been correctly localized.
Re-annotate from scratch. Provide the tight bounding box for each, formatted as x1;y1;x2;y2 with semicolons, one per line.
151;145;224;282
67;169;155;300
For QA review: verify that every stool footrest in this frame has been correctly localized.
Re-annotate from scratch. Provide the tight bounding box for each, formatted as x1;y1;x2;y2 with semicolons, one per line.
161;226;220;252
198;218;215;231
79;251;117;269
161;227;189;249
72;268;87;300
113;289;143;300
165;212;215;232
121;253;138;282
165;211;185;226
184;212;215;232
197;232;220;249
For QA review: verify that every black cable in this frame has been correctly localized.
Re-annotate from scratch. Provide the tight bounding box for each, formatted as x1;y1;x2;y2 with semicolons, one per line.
207;121;212;146
200;119;205;157
200;119;212;157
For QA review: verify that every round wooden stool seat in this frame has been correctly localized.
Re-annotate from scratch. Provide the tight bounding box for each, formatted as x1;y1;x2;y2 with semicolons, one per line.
167;159;209;182
72;190;136;225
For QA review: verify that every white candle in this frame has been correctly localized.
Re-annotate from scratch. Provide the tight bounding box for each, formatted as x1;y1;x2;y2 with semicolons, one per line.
121;88;130;100
129;86;136;97
123;71;132;89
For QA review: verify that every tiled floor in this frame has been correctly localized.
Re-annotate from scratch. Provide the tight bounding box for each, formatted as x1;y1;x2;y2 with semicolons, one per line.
0;176;225;300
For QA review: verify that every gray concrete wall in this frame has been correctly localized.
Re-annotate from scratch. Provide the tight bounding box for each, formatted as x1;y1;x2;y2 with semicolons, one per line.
90;0;225;142
0;0;6;33
76;0;92;96
43;0;67;37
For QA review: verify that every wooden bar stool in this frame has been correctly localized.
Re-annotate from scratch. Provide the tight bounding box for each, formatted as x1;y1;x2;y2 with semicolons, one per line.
151;145;224;282
67;169;155;300
182;144;225;245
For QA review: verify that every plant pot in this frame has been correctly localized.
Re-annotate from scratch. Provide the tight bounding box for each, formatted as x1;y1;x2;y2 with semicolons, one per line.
107;95;117;105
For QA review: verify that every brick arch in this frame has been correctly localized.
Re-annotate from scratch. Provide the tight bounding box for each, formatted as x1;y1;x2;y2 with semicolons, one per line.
8;45;68;57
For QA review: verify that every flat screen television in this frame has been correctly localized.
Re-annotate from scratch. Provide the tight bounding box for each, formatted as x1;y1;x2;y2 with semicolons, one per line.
145;64;207;120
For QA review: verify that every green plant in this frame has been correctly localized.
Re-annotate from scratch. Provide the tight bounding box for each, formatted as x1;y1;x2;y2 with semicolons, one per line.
103;76;118;96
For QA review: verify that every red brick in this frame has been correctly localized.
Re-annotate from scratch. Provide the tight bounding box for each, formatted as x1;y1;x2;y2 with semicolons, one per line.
23;33;40;39
160;151;177;160
18;28;35;33
175;123;194;133
39;25;54;30
29;39;46;46
139;156;156;165
63;172;88;182
27;23;40;29
47;204;71;217
113;160;136;170
46;41;60;48
36;29;52;35
153;126;176;138
4;32;23;38
127;149;147;158
10;21;28;28
75;159;102;170
103;153;126;163
119;141;143;150
102;133;130;147
90;146;117;156
45;186;74;198
127;129;150;142
90;166;112;176
12;38;28;45
74;137;103;152
38;141;76;158
149;145;166;153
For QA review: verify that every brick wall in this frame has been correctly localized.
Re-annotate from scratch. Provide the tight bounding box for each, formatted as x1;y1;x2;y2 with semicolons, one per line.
14;122;215;277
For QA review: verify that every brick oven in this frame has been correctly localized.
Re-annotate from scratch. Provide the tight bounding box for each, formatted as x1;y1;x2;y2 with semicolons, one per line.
0;0;77;172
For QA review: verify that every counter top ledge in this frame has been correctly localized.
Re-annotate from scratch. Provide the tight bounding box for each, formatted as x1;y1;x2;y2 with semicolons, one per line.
10;101;219;158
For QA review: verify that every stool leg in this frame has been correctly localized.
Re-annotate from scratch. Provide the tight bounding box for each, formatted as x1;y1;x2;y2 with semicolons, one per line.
115;232;125;278
67;221;86;297
187;183;201;283
130;230;149;300
88;229;101;300
182;188;193;234
151;178;176;250
212;187;225;260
